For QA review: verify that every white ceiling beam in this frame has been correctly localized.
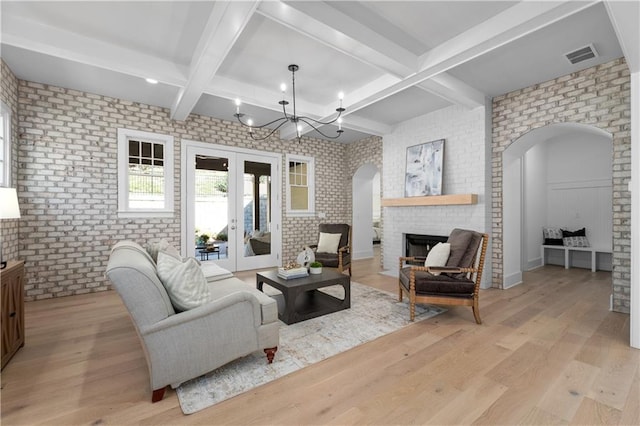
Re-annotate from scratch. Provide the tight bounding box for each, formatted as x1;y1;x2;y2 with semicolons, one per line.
259;0;484;136
335;115;392;136
604;0;640;73
170;1;259;120
419;75;486;110
1;16;187;87
259;1;416;74
279;74;399;140
417;1;598;78
345;0;598;117
206;75;324;117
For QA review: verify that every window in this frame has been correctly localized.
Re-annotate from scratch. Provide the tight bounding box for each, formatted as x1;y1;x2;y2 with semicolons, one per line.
117;128;174;217
0;101;11;187
286;154;314;216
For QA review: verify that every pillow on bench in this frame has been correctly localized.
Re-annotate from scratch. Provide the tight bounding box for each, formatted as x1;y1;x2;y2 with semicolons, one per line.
542;227;563;245
563;236;590;247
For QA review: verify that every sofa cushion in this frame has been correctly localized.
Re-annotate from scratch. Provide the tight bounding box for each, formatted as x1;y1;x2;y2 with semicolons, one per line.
399;267;475;297
207;277;278;325
200;263;234;282
317;232;342;254
156;252;211;311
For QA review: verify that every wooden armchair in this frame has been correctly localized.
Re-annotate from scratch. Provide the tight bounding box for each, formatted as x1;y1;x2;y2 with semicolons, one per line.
308;223;352;276
398;228;488;323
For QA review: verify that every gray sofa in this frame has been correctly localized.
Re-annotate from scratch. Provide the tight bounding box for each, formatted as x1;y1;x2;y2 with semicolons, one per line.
105;241;279;402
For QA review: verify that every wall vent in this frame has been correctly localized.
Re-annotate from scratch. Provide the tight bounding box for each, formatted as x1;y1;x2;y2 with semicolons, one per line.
565;44;598;65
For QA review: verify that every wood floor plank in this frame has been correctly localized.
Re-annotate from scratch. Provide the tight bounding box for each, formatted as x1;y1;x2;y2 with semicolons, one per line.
570;397;622;425
535;359;600;422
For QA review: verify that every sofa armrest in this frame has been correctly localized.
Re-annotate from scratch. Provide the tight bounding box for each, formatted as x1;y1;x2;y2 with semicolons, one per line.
141;290;263;335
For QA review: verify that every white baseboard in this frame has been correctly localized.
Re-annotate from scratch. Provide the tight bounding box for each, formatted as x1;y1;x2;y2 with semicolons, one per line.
503;271;523;289
526;257;542;271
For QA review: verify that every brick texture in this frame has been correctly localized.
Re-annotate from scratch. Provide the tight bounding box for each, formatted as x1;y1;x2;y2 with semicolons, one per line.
492;57;631;313
15;77;355;300
1;60;20;263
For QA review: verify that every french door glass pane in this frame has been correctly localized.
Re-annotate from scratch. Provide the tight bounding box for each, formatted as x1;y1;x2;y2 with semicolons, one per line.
194;155;229;259
243;160;271;257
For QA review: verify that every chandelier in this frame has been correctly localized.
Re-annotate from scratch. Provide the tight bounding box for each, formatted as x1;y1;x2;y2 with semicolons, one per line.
233;64;345;141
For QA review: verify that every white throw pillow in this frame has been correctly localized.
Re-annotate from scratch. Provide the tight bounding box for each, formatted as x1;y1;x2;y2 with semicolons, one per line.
146;238;180;263
316;232;342;254
156;251;211;311
424;242;451;276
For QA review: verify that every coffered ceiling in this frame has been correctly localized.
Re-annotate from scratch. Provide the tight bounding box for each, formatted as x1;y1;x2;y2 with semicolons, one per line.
1;1;638;143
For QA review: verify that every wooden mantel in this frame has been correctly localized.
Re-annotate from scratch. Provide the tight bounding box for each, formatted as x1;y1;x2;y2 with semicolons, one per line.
381;194;478;207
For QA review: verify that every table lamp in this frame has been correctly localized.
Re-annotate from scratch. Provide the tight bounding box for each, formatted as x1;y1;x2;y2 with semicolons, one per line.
0;187;21;269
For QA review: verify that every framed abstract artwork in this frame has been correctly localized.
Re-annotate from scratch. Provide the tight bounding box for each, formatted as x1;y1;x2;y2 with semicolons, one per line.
404;139;444;197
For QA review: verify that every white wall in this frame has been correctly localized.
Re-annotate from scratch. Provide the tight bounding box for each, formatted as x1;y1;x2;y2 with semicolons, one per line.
382;105;492;288
503;155;523;287
372;172;381;221
352;163;378;260
524;143;548;269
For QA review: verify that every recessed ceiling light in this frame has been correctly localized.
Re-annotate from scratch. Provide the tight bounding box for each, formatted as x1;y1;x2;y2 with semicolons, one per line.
145;78;158;84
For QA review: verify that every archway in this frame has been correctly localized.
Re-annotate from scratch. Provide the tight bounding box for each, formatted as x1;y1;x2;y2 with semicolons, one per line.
352;163;380;260
502;123;613;288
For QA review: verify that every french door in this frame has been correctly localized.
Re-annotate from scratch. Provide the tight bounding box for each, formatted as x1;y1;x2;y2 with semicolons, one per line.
182;141;281;272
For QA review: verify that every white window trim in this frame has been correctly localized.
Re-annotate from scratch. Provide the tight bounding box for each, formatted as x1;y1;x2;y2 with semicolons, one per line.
117;128;174;218
286;153;315;217
0;101;11;187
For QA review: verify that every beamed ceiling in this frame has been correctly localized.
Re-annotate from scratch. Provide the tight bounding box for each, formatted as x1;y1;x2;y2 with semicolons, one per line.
1;1;638;143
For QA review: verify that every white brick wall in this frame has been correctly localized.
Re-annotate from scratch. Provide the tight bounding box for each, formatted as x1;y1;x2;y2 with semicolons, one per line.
15;78;353;300
492;58;631;313
382;105;492;287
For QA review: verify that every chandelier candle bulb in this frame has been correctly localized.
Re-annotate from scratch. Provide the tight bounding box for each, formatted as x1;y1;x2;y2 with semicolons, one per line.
235;98;241;114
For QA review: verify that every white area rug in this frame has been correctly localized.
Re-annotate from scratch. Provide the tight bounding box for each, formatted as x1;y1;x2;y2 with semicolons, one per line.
176;281;445;414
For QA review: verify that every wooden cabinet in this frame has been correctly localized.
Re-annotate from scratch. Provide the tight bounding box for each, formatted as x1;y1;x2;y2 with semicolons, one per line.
1;260;25;369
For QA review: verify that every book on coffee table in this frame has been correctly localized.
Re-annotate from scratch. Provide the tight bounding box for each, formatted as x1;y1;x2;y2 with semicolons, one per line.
277;267;308;280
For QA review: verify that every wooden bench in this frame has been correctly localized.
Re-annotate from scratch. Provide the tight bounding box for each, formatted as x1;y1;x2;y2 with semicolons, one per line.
541;245;612;272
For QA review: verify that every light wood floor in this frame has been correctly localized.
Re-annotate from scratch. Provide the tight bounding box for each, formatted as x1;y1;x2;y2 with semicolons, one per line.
2;251;639;425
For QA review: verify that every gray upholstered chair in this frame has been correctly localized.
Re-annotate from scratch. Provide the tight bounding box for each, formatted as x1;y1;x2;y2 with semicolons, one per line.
105;241;279;402
398;228;488;323
308;223;352;276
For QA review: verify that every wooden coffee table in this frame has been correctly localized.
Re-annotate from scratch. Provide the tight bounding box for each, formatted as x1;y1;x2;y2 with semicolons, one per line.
256;269;350;325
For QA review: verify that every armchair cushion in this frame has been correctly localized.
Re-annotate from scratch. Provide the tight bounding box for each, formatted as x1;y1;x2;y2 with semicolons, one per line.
317;232;342;253
445;229;473;267
314;251;351;268
156;251;211;311
399;267;475;297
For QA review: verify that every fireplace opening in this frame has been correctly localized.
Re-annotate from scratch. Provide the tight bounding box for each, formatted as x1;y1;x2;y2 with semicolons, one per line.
404;233;448;265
